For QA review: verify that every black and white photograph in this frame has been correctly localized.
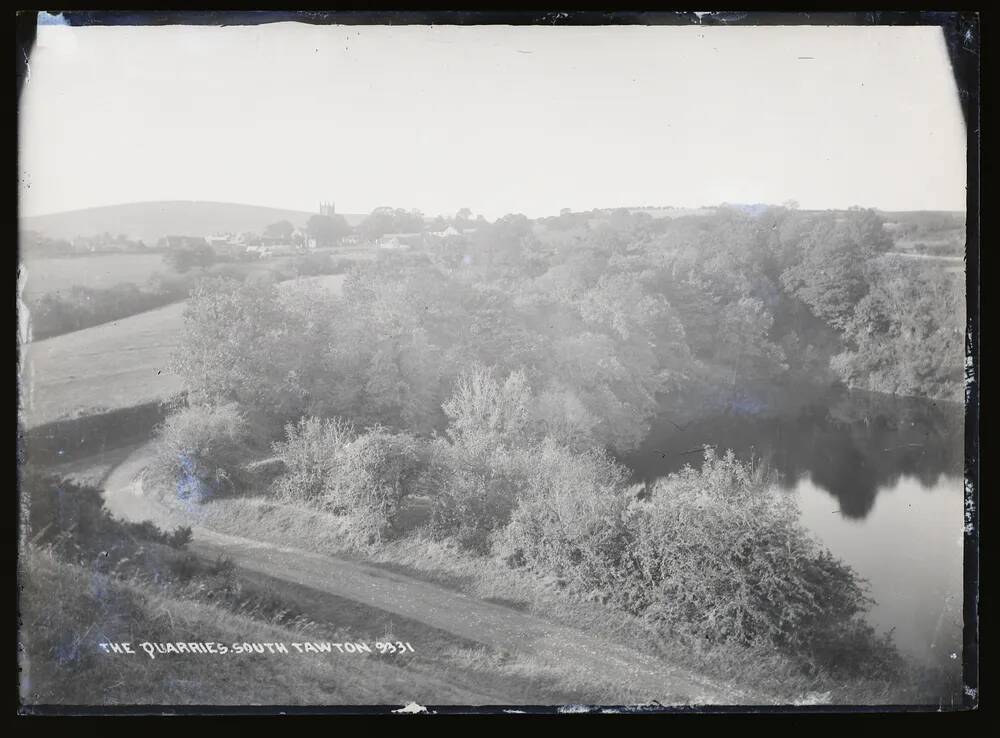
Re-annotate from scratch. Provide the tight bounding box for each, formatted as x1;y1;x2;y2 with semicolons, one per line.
16;11;979;713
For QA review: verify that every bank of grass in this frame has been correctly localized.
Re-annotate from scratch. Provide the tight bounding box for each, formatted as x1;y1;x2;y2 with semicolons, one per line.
181;491;937;705
218;565;687;705
18;549;497;706
22;470;670;706
21;532;673;707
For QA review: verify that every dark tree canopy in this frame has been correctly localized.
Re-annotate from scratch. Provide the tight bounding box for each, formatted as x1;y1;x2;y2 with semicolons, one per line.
307;214;351;247
164;242;216;273
264;220;295;239
357;207;426;241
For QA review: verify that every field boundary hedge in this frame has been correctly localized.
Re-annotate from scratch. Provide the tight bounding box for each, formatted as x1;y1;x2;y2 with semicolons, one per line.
19;396;186;466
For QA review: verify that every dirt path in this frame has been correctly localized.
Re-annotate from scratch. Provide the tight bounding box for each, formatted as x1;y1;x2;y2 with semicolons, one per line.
103;445;746;705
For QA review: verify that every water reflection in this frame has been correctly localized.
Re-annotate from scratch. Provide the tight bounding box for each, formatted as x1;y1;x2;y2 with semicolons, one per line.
795;473;963;672
622;387;966;680
622;390;964;519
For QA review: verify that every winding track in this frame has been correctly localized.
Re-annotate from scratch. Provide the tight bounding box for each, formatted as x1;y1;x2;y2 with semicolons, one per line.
102;444;746;705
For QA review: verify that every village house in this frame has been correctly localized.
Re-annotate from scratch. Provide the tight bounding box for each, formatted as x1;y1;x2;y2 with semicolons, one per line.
377;232;424;250
430;225;462;239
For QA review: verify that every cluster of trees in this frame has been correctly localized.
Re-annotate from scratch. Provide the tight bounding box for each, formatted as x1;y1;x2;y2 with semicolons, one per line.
237;367;899;678
306;214;351;247
173;237;684;453
164;242;218;273
355;207;426;240
587;205;960;403
832;258;965;400
426;207;486;231
256;207;430;249
173;205;964;453
157;202;966;682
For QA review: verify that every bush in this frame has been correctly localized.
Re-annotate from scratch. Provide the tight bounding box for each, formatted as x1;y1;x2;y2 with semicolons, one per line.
153;404;249;502
425;368;541;551
497;447;900;677
429;368;627;552
493;441;631;582
21;471;192;564
424;438;531;553
334;428;422;543
621;451;871;648
269;417;422;544
271;416;353;504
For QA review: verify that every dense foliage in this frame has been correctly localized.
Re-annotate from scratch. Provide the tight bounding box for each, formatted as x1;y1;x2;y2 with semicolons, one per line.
152;403;250;502
270;416;423;543
160;204;964;683
498;447;900;677
832;258;965;399
22;470;193;559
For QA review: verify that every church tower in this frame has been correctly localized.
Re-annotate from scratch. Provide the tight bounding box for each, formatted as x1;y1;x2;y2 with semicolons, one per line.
319;201;336;217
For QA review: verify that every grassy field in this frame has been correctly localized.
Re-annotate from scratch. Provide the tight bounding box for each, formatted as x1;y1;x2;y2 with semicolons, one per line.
20;273;346;428
19;253;167;299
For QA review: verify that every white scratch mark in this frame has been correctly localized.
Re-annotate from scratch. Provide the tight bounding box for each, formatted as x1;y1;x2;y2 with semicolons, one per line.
393;702;429;714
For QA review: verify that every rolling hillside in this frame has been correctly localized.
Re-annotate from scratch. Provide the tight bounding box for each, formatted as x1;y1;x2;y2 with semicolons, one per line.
21;201;367;244
20;273;347;428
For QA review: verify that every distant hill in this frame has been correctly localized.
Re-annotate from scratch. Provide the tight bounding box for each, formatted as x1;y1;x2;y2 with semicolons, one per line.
21;201;368;244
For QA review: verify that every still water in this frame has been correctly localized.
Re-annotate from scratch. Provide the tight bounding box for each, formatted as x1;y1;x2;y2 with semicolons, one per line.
622;389;965;674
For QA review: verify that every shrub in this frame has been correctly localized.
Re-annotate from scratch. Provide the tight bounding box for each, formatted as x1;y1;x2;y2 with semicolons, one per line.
424;438;531;553
21;470;192;563
153;404;249;502
426;368;542;551
620;451;872;649
271;416;353;504
496;447;900;677
331;428;421;544
493;440;631;583
430;368;627;552
269;418;422;544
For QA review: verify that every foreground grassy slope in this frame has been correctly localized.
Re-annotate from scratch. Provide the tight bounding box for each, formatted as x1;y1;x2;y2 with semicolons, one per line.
18;550;503;706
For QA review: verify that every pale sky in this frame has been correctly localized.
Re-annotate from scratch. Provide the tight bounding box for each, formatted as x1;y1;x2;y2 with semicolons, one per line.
19;20;967;219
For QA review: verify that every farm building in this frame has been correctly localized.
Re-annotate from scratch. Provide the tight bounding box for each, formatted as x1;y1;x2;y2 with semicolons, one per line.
430;226;462;239
377;233;424;250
